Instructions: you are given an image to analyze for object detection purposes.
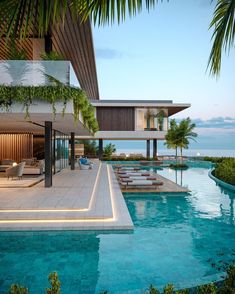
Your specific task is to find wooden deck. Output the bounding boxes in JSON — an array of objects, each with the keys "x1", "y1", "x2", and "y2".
[{"x1": 118, "y1": 173, "x2": 190, "y2": 193}]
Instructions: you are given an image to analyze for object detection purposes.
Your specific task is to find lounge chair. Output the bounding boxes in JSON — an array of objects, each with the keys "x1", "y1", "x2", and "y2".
[
  {"x1": 78, "y1": 158, "x2": 93, "y2": 170},
  {"x1": 120, "y1": 179, "x2": 163, "y2": 189},
  {"x1": 6, "y1": 162, "x2": 26, "y2": 180}
]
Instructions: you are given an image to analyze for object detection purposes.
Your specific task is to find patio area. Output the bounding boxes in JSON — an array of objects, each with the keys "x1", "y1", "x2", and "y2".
[{"x1": 0, "y1": 161, "x2": 133, "y2": 231}]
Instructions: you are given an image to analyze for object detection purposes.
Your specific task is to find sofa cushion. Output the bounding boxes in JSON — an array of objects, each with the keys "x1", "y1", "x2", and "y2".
[{"x1": 0, "y1": 159, "x2": 14, "y2": 165}]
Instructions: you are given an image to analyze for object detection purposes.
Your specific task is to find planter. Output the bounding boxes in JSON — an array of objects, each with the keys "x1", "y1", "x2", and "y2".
[
  {"x1": 208, "y1": 169, "x2": 235, "y2": 192},
  {"x1": 169, "y1": 163, "x2": 189, "y2": 170}
]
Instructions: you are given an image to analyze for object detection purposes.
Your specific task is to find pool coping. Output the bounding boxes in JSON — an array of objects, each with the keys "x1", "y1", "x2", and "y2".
[{"x1": 209, "y1": 169, "x2": 235, "y2": 192}]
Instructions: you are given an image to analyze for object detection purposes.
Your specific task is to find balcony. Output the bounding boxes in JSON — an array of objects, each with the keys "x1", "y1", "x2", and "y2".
[{"x1": 0, "y1": 60, "x2": 79, "y2": 87}]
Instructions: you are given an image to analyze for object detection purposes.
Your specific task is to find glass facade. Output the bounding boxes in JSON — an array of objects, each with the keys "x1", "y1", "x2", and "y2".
[
  {"x1": 54, "y1": 131, "x2": 69, "y2": 173},
  {"x1": 135, "y1": 108, "x2": 168, "y2": 131}
]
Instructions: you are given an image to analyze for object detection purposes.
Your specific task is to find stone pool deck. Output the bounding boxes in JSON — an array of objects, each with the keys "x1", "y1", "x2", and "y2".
[{"x1": 0, "y1": 161, "x2": 133, "y2": 231}]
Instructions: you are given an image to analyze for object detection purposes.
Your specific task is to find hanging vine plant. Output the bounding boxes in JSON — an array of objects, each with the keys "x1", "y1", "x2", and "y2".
[{"x1": 0, "y1": 84, "x2": 99, "y2": 134}]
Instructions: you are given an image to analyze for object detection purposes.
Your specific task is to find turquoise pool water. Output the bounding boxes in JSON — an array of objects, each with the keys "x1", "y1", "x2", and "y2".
[{"x1": 0, "y1": 164, "x2": 235, "y2": 293}]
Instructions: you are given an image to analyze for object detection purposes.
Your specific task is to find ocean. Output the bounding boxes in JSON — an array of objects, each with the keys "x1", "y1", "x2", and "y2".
[{"x1": 116, "y1": 149, "x2": 235, "y2": 157}]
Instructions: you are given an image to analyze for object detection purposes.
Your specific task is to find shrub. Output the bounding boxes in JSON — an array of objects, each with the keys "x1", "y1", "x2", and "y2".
[
  {"x1": 214, "y1": 158, "x2": 235, "y2": 185},
  {"x1": 149, "y1": 284, "x2": 160, "y2": 294},
  {"x1": 6, "y1": 284, "x2": 28, "y2": 294},
  {"x1": 46, "y1": 272, "x2": 61, "y2": 294},
  {"x1": 163, "y1": 284, "x2": 174, "y2": 294},
  {"x1": 197, "y1": 283, "x2": 217, "y2": 294},
  {"x1": 169, "y1": 163, "x2": 188, "y2": 169},
  {"x1": 203, "y1": 157, "x2": 232, "y2": 163}
]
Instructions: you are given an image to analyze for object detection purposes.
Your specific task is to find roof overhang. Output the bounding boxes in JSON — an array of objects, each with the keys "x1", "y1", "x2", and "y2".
[
  {"x1": 91, "y1": 100, "x2": 190, "y2": 117},
  {"x1": 0, "y1": 101, "x2": 90, "y2": 135},
  {"x1": 76, "y1": 130, "x2": 167, "y2": 140}
]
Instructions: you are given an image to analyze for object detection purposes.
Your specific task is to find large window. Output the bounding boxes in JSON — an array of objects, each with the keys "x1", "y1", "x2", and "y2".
[
  {"x1": 54, "y1": 131, "x2": 69, "y2": 173},
  {"x1": 135, "y1": 108, "x2": 168, "y2": 131}
]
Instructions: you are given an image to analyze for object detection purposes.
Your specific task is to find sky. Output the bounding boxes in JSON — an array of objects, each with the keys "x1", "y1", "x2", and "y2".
[{"x1": 92, "y1": 0, "x2": 235, "y2": 153}]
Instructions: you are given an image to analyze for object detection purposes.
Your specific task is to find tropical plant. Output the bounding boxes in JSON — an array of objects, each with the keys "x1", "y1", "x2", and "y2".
[
  {"x1": 6, "y1": 284, "x2": 28, "y2": 294},
  {"x1": 156, "y1": 109, "x2": 165, "y2": 131},
  {"x1": 164, "y1": 119, "x2": 179, "y2": 161},
  {"x1": 214, "y1": 158, "x2": 235, "y2": 185},
  {"x1": 0, "y1": 84, "x2": 99, "y2": 133},
  {"x1": 46, "y1": 272, "x2": 61, "y2": 294},
  {"x1": 76, "y1": 140, "x2": 98, "y2": 157},
  {"x1": 208, "y1": 0, "x2": 235, "y2": 76},
  {"x1": 40, "y1": 51, "x2": 64, "y2": 61},
  {"x1": 177, "y1": 118, "x2": 197, "y2": 161},
  {"x1": 165, "y1": 118, "x2": 197, "y2": 162},
  {"x1": 103, "y1": 143, "x2": 116, "y2": 159},
  {"x1": 149, "y1": 284, "x2": 160, "y2": 294},
  {"x1": 0, "y1": 1, "x2": 234, "y2": 76}
]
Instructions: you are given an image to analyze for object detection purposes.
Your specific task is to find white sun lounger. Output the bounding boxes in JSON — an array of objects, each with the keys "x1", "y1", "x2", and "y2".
[{"x1": 120, "y1": 179, "x2": 163, "y2": 189}]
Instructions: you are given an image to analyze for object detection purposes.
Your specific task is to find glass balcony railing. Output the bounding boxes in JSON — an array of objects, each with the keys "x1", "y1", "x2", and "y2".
[{"x1": 0, "y1": 60, "x2": 80, "y2": 87}]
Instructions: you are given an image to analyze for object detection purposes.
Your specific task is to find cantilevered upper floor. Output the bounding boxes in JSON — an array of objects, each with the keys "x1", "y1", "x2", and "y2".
[{"x1": 77, "y1": 100, "x2": 191, "y2": 140}]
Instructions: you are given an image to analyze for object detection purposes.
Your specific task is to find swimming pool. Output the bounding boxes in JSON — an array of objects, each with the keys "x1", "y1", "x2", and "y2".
[{"x1": 0, "y1": 164, "x2": 234, "y2": 293}]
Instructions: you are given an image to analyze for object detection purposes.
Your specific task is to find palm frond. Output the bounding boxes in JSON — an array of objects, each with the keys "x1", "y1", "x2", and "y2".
[
  {"x1": 79, "y1": 0, "x2": 167, "y2": 26},
  {"x1": 208, "y1": 0, "x2": 235, "y2": 76}
]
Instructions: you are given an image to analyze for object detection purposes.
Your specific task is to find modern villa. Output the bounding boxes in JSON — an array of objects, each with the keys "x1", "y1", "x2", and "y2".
[
  {"x1": 0, "y1": 8, "x2": 190, "y2": 186},
  {"x1": 0, "y1": 4, "x2": 234, "y2": 294}
]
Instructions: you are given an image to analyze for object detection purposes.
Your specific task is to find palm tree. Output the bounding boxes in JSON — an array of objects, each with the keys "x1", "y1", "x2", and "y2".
[
  {"x1": 177, "y1": 118, "x2": 197, "y2": 162},
  {"x1": 165, "y1": 118, "x2": 197, "y2": 162},
  {"x1": 0, "y1": 0, "x2": 233, "y2": 76},
  {"x1": 164, "y1": 119, "x2": 179, "y2": 162}
]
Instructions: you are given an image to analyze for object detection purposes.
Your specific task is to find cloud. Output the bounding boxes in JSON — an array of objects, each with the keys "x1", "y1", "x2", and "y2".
[
  {"x1": 176, "y1": 117, "x2": 235, "y2": 129},
  {"x1": 95, "y1": 48, "x2": 123, "y2": 59}
]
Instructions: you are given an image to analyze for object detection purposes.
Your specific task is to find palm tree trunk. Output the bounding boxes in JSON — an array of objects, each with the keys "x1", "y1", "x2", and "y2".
[
  {"x1": 175, "y1": 147, "x2": 178, "y2": 163},
  {"x1": 180, "y1": 147, "x2": 183, "y2": 163}
]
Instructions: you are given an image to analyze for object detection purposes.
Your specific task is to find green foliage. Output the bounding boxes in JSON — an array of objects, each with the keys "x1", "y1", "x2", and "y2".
[
  {"x1": 169, "y1": 163, "x2": 188, "y2": 169},
  {"x1": 0, "y1": 84, "x2": 99, "y2": 134},
  {"x1": 46, "y1": 272, "x2": 61, "y2": 294},
  {"x1": 214, "y1": 158, "x2": 235, "y2": 185},
  {"x1": 208, "y1": 0, "x2": 235, "y2": 76},
  {"x1": 165, "y1": 118, "x2": 197, "y2": 161},
  {"x1": 197, "y1": 283, "x2": 217, "y2": 294},
  {"x1": 6, "y1": 42, "x2": 27, "y2": 60},
  {"x1": 149, "y1": 284, "x2": 160, "y2": 294},
  {"x1": 203, "y1": 157, "x2": 230, "y2": 163},
  {"x1": 5, "y1": 266, "x2": 235, "y2": 293},
  {"x1": 175, "y1": 289, "x2": 189, "y2": 294},
  {"x1": 40, "y1": 51, "x2": 64, "y2": 60},
  {"x1": 77, "y1": 140, "x2": 98, "y2": 157},
  {"x1": 163, "y1": 284, "x2": 174, "y2": 294},
  {"x1": 157, "y1": 109, "x2": 165, "y2": 131},
  {"x1": 103, "y1": 143, "x2": 116, "y2": 160},
  {"x1": 6, "y1": 284, "x2": 28, "y2": 294}
]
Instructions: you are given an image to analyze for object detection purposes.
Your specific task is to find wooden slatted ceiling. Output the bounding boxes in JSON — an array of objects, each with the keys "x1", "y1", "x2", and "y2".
[
  {"x1": 0, "y1": 9, "x2": 99, "y2": 100},
  {"x1": 52, "y1": 10, "x2": 99, "y2": 100}
]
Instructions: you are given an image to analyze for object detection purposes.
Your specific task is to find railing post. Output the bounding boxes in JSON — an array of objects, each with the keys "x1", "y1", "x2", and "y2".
[{"x1": 45, "y1": 121, "x2": 52, "y2": 187}]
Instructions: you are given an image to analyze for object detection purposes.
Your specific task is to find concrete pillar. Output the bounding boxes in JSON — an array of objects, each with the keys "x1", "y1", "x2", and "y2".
[
  {"x1": 99, "y1": 139, "x2": 103, "y2": 160},
  {"x1": 153, "y1": 139, "x2": 157, "y2": 159},
  {"x1": 45, "y1": 121, "x2": 52, "y2": 187},
  {"x1": 71, "y1": 132, "x2": 75, "y2": 170},
  {"x1": 146, "y1": 140, "x2": 150, "y2": 159}
]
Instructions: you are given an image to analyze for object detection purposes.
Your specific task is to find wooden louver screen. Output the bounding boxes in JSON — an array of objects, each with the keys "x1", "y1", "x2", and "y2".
[{"x1": 0, "y1": 134, "x2": 33, "y2": 162}]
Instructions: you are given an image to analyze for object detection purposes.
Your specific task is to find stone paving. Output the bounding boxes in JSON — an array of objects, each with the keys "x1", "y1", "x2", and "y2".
[{"x1": 0, "y1": 161, "x2": 133, "y2": 231}]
